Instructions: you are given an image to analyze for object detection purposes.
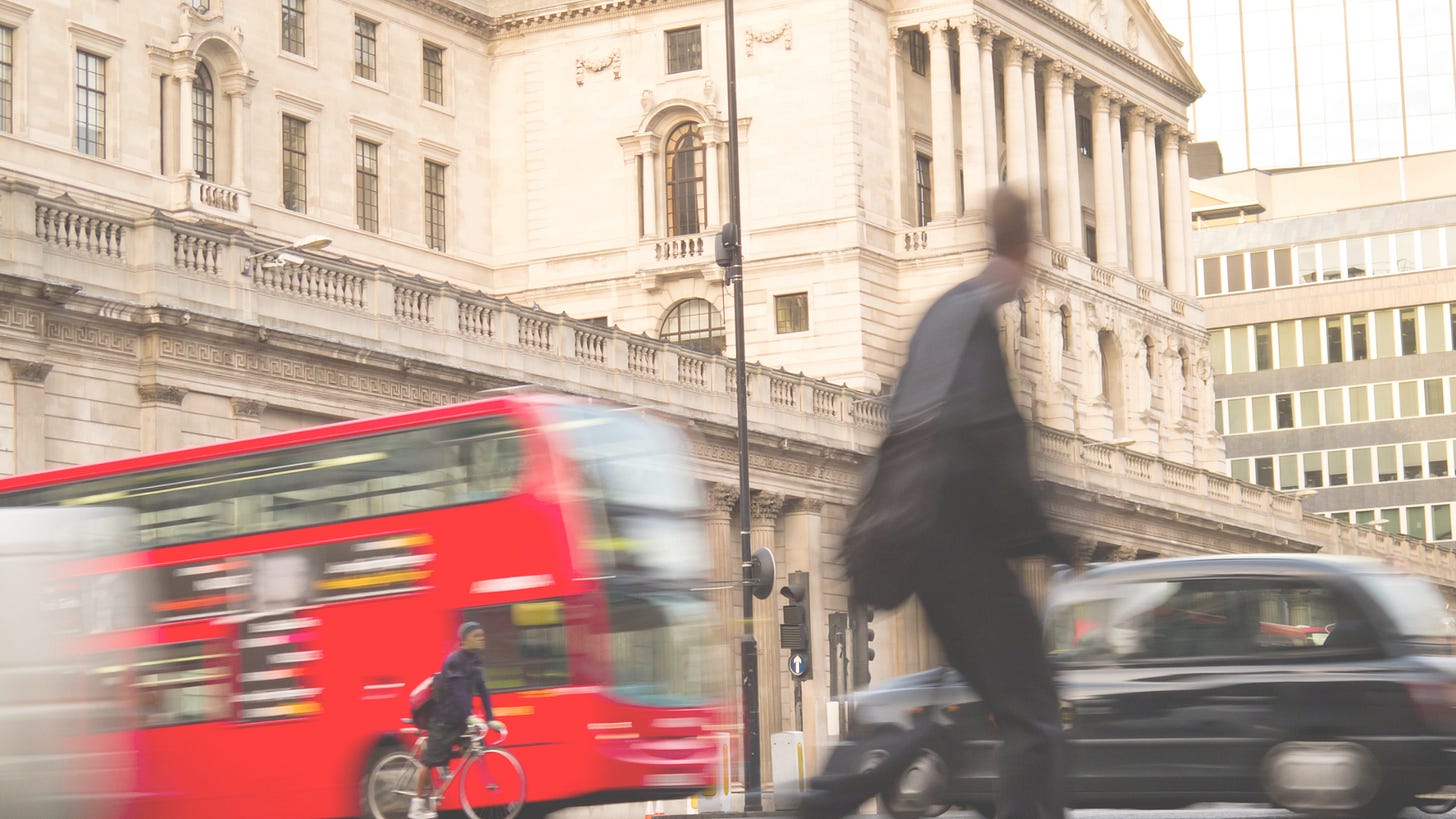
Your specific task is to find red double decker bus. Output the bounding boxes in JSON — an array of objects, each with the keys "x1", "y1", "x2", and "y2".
[{"x1": 0, "y1": 392, "x2": 729, "y2": 819}]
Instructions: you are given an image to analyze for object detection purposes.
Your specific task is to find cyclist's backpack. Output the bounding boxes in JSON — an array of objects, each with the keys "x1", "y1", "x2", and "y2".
[{"x1": 409, "y1": 672, "x2": 441, "y2": 725}]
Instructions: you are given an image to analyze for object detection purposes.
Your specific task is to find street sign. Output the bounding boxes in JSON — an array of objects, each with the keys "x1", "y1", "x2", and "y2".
[{"x1": 788, "y1": 651, "x2": 808, "y2": 679}]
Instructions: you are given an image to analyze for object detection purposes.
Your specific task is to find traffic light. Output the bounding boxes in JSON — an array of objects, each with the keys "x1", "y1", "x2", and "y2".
[
  {"x1": 780, "y1": 571, "x2": 812, "y2": 679},
  {"x1": 850, "y1": 602, "x2": 875, "y2": 688}
]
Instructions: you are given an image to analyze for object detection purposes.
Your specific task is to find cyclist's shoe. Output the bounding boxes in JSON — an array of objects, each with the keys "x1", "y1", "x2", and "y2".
[{"x1": 408, "y1": 796, "x2": 438, "y2": 819}]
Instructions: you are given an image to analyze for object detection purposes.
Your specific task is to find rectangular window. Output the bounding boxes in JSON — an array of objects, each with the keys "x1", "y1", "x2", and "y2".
[
  {"x1": 1321, "y1": 241, "x2": 1342, "y2": 280},
  {"x1": 1400, "y1": 308, "x2": 1418, "y2": 355},
  {"x1": 1395, "y1": 232, "x2": 1416, "y2": 272},
  {"x1": 1227, "y1": 397, "x2": 1248, "y2": 434},
  {"x1": 1214, "y1": 400, "x2": 1225, "y2": 434},
  {"x1": 1298, "y1": 391, "x2": 1320, "y2": 427},
  {"x1": 1433, "y1": 505, "x2": 1453, "y2": 542},
  {"x1": 666, "y1": 26, "x2": 702, "y2": 74},
  {"x1": 1377, "y1": 445, "x2": 1398, "y2": 482},
  {"x1": 1255, "y1": 324, "x2": 1273, "y2": 370},
  {"x1": 75, "y1": 50, "x2": 106, "y2": 157},
  {"x1": 1349, "y1": 385, "x2": 1369, "y2": 422},
  {"x1": 1451, "y1": 305, "x2": 1456, "y2": 351},
  {"x1": 422, "y1": 44, "x2": 444, "y2": 105},
  {"x1": 1251, "y1": 395, "x2": 1273, "y2": 432},
  {"x1": 1324, "y1": 388, "x2": 1345, "y2": 424},
  {"x1": 1229, "y1": 458, "x2": 1250, "y2": 482},
  {"x1": 1373, "y1": 309, "x2": 1394, "y2": 358},
  {"x1": 354, "y1": 16, "x2": 378, "y2": 81},
  {"x1": 1403, "y1": 443, "x2": 1424, "y2": 480},
  {"x1": 1429, "y1": 441, "x2": 1450, "y2": 478},
  {"x1": 1277, "y1": 321, "x2": 1298, "y2": 369},
  {"x1": 1249, "y1": 250, "x2": 1270, "y2": 290},
  {"x1": 906, "y1": 29, "x2": 929, "y2": 76},
  {"x1": 355, "y1": 138, "x2": 379, "y2": 233},
  {"x1": 1210, "y1": 328, "x2": 1227, "y2": 373},
  {"x1": 1419, "y1": 229, "x2": 1441, "y2": 269},
  {"x1": 467, "y1": 601, "x2": 569, "y2": 693},
  {"x1": 1254, "y1": 457, "x2": 1275, "y2": 488},
  {"x1": 1373, "y1": 383, "x2": 1395, "y2": 420},
  {"x1": 1303, "y1": 452, "x2": 1323, "y2": 488},
  {"x1": 1230, "y1": 326, "x2": 1251, "y2": 373},
  {"x1": 1353, "y1": 448, "x2": 1373, "y2": 484},
  {"x1": 424, "y1": 160, "x2": 446, "y2": 251},
  {"x1": 1355, "y1": 509, "x2": 1376, "y2": 526},
  {"x1": 1273, "y1": 247, "x2": 1293, "y2": 287},
  {"x1": 1349, "y1": 313, "x2": 1368, "y2": 360},
  {"x1": 1201, "y1": 257, "x2": 1222, "y2": 295},
  {"x1": 1398, "y1": 380, "x2": 1420, "y2": 419},
  {"x1": 775, "y1": 292, "x2": 809, "y2": 334},
  {"x1": 1226, "y1": 253, "x2": 1246, "y2": 292},
  {"x1": 1278, "y1": 454, "x2": 1299, "y2": 491},
  {"x1": 1301, "y1": 319, "x2": 1322, "y2": 365},
  {"x1": 1275, "y1": 393, "x2": 1294, "y2": 429},
  {"x1": 1426, "y1": 378, "x2": 1446, "y2": 415},
  {"x1": 0, "y1": 26, "x2": 13, "y2": 133},
  {"x1": 1344, "y1": 237, "x2": 1365, "y2": 277},
  {"x1": 1327, "y1": 450, "x2": 1348, "y2": 486},
  {"x1": 281, "y1": 115, "x2": 307, "y2": 213},
  {"x1": 915, "y1": 152, "x2": 933, "y2": 227},
  {"x1": 1406, "y1": 507, "x2": 1427, "y2": 541},
  {"x1": 1422, "y1": 304, "x2": 1445, "y2": 354},
  {"x1": 1298, "y1": 245, "x2": 1318, "y2": 283},
  {"x1": 1329, "y1": 512, "x2": 1351, "y2": 524},
  {"x1": 1369, "y1": 234, "x2": 1391, "y2": 275},
  {"x1": 1380, "y1": 509, "x2": 1400, "y2": 533},
  {"x1": 281, "y1": 0, "x2": 306, "y2": 57},
  {"x1": 1077, "y1": 114, "x2": 1093, "y2": 157},
  {"x1": 1325, "y1": 316, "x2": 1344, "y2": 363}
]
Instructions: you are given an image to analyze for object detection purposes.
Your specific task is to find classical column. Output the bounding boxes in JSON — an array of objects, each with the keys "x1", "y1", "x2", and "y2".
[
  {"x1": 1180, "y1": 136, "x2": 1195, "y2": 295},
  {"x1": 1127, "y1": 109, "x2": 1153, "y2": 282},
  {"x1": 956, "y1": 21, "x2": 986, "y2": 215},
  {"x1": 924, "y1": 22, "x2": 958, "y2": 220},
  {"x1": 1146, "y1": 119, "x2": 1164, "y2": 286},
  {"x1": 781, "y1": 498, "x2": 827, "y2": 772},
  {"x1": 640, "y1": 140, "x2": 658, "y2": 238},
  {"x1": 889, "y1": 30, "x2": 906, "y2": 224},
  {"x1": 978, "y1": 30, "x2": 998, "y2": 193},
  {"x1": 749, "y1": 492, "x2": 784, "y2": 765},
  {"x1": 1042, "y1": 64, "x2": 1069, "y2": 246},
  {"x1": 705, "y1": 139, "x2": 721, "y2": 227},
  {"x1": 5, "y1": 360, "x2": 51, "y2": 475},
  {"x1": 228, "y1": 91, "x2": 246, "y2": 189},
  {"x1": 1161, "y1": 126, "x2": 1187, "y2": 293},
  {"x1": 1063, "y1": 71, "x2": 1084, "y2": 252},
  {"x1": 705, "y1": 484, "x2": 744, "y2": 769},
  {"x1": 1109, "y1": 99, "x2": 1129, "y2": 269},
  {"x1": 1001, "y1": 41, "x2": 1027, "y2": 201},
  {"x1": 138, "y1": 383, "x2": 188, "y2": 454},
  {"x1": 1091, "y1": 90, "x2": 1115, "y2": 265},
  {"x1": 177, "y1": 67, "x2": 195, "y2": 177},
  {"x1": 1021, "y1": 51, "x2": 1042, "y2": 234}
]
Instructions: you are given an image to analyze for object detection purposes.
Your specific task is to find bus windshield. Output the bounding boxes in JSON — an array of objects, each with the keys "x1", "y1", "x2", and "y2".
[{"x1": 607, "y1": 591, "x2": 727, "y2": 707}]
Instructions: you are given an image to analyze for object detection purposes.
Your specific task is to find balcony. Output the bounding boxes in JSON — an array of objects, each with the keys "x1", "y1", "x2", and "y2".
[
  {"x1": 636, "y1": 231, "x2": 716, "y2": 290},
  {"x1": 177, "y1": 175, "x2": 251, "y2": 224}
]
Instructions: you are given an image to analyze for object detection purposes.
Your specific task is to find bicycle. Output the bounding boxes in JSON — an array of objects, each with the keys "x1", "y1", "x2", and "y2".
[{"x1": 366, "y1": 717, "x2": 526, "y2": 819}]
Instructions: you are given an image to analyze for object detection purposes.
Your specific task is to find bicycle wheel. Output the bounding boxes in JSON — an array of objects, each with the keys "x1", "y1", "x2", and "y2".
[
  {"x1": 458, "y1": 748, "x2": 526, "y2": 819},
  {"x1": 366, "y1": 751, "x2": 425, "y2": 819}
]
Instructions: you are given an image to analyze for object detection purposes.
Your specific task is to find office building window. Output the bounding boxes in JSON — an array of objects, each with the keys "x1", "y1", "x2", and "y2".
[
  {"x1": 1349, "y1": 313, "x2": 1368, "y2": 360},
  {"x1": 424, "y1": 160, "x2": 446, "y2": 251},
  {"x1": 281, "y1": 0, "x2": 306, "y2": 57},
  {"x1": 664, "y1": 122, "x2": 705, "y2": 236},
  {"x1": 666, "y1": 26, "x2": 702, "y2": 74},
  {"x1": 75, "y1": 50, "x2": 106, "y2": 157},
  {"x1": 1400, "y1": 308, "x2": 1418, "y2": 355},
  {"x1": 1, "y1": 26, "x2": 13, "y2": 133},
  {"x1": 1327, "y1": 450, "x2": 1348, "y2": 486},
  {"x1": 281, "y1": 115, "x2": 307, "y2": 212},
  {"x1": 354, "y1": 17, "x2": 378, "y2": 81},
  {"x1": 915, "y1": 153, "x2": 932, "y2": 227},
  {"x1": 906, "y1": 29, "x2": 929, "y2": 76},
  {"x1": 1275, "y1": 393, "x2": 1294, "y2": 429},
  {"x1": 1325, "y1": 316, "x2": 1343, "y2": 363},
  {"x1": 191, "y1": 63, "x2": 215, "y2": 181},
  {"x1": 775, "y1": 293, "x2": 809, "y2": 334},
  {"x1": 355, "y1": 139, "x2": 379, "y2": 232},
  {"x1": 423, "y1": 44, "x2": 444, "y2": 105}
]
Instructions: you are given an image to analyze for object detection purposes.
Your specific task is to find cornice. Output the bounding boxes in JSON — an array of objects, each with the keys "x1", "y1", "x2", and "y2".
[
  {"x1": 1015, "y1": 0, "x2": 1202, "y2": 103},
  {"x1": 399, "y1": 0, "x2": 493, "y2": 33},
  {"x1": 492, "y1": 0, "x2": 703, "y2": 34}
]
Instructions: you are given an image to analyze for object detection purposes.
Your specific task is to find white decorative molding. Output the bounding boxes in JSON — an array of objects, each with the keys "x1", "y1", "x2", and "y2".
[
  {"x1": 745, "y1": 22, "x2": 792, "y2": 57},
  {"x1": 575, "y1": 48, "x2": 620, "y2": 86},
  {"x1": 275, "y1": 89, "x2": 323, "y2": 114}
]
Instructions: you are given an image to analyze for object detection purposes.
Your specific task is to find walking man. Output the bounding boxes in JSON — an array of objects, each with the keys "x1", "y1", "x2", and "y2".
[{"x1": 894, "y1": 189, "x2": 1070, "y2": 819}]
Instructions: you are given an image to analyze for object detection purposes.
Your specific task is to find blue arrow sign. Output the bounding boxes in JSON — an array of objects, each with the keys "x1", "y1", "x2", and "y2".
[{"x1": 789, "y1": 652, "x2": 807, "y2": 678}]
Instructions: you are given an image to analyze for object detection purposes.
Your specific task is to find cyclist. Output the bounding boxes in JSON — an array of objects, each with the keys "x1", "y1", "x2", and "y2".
[{"x1": 411, "y1": 621, "x2": 505, "y2": 819}]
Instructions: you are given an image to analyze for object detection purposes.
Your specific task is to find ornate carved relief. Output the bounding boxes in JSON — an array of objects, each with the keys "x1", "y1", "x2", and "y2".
[
  {"x1": 745, "y1": 22, "x2": 792, "y2": 56},
  {"x1": 784, "y1": 497, "x2": 825, "y2": 515},
  {"x1": 575, "y1": 49, "x2": 621, "y2": 85},
  {"x1": 45, "y1": 321, "x2": 138, "y2": 354},
  {"x1": 0, "y1": 305, "x2": 41, "y2": 334},
  {"x1": 7, "y1": 360, "x2": 53, "y2": 384},
  {"x1": 750, "y1": 490, "x2": 784, "y2": 522},
  {"x1": 1123, "y1": 15, "x2": 1140, "y2": 53},
  {"x1": 230, "y1": 397, "x2": 266, "y2": 419},
  {"x1": 709, "y1": 483, "x2": 739, "y2": 513},
  {"x1": 139, "y1": 384, "x2": 189, "y2": 405}
]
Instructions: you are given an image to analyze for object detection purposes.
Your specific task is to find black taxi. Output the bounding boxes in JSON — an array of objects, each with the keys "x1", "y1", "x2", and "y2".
[{"x1": 847, "y1": 554, "x2": 1456, "y2": 818}]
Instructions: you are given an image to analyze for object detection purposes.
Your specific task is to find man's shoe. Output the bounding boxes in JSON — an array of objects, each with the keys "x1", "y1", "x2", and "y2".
[{"x1": 408, "y1": 797, "x2": 438, "y2": 819}]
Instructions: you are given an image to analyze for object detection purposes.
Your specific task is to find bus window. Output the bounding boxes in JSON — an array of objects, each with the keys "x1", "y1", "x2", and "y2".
[
  {"x1": 131, "y1": 642, "x2": 231, "y2": 728},
  {"x1": 467, "y1": 600, "x2": 570, "y2": 693}
]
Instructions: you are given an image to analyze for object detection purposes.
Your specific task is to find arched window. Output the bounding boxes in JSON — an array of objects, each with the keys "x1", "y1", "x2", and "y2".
[
  {"x1": 1098, "y1": 330, "x2": 1126, "y2": 437},
  {"x1": 1144, "y1": 335, "x2": 1156, "y2": 378},
  {"x1": 659, "y1": 298, "x2": 724, "y2": 354},
  {"x1": 191, "y1": 62, "x2": 216, "y2": 181},
  {"x1": 664, "y1": 123, "x2": 706, "y2": 236},
  {"x1": 1059, "y1": 305, "x2": 1072, "y2": 352}
]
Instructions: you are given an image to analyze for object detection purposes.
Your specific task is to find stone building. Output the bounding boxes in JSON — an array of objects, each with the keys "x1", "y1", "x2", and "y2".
[{"x1": 2, "y1": 0, "x2": 1450, "y2": 797}]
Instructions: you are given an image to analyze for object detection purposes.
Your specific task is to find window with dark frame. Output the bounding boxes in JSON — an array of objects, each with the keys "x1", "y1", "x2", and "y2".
[
  {"x1": 948, "y1": 34, "x2": 960, "y2": 93},
  {"x1": 75, "y1": 50, "x2": 106, "y2": 157},
  {"x1": 422, "y1": 43, "x2": 444, "y2": 105},
  {"x1": 1077, "y1": 113, "x2": 1092, "y2": 157},
  {"x1": 658, "y1": 298, "x2": 725, "y2": 355},
  {"x1": 354, "y1": 16, "x2": 377, "y2": 81},
  {"x1": 281, "y1": 115, "x2": 307, "y2": 212},
  {"x1": 906, "y1": 29, "x2": 929, "y2": 76},
  {"x1": 424, "y1": 160, "x2": 446, "y2": 251},
  {"x1": 915, "y1": 153, "x2": 933, "y2": 227},
  {"x1": 664, "y1": 122, "x2": 706, "y2": 236},
  {"x1": 775, "y1": 292, "x2": 808, "y2": 334},
  {"x1": 355, "y1": 138, "x2": 379, "y2": 232},
  {"x1": 1400, "y1": 308, "x2": 1418, "y2": 355},
  {"x1": 281, "y1": 0, "x2": 306, "y2": 57},
  {"x1": 191, "y1": 63, "x2": 216, "y2": 181},
  {"x1": 0, "y1": 26, "x2": 13, "y2": 133},
  {"x1": 666, "y1": 26, "x2": 702, "y2": 74}
]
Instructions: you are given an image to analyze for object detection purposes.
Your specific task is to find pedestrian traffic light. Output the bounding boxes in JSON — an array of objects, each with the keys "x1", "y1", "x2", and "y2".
[
  {"x1": 780, "y1": 571, "x2": 812, "y2": 679},
  {"x1": 851, "y1": 602, "x2": 875, "y2": 688}
]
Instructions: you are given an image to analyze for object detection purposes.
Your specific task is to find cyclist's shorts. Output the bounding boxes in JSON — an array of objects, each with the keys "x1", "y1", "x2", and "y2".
[{"x1": 421, "y1": 717, "x2": 467, "y2": 768}]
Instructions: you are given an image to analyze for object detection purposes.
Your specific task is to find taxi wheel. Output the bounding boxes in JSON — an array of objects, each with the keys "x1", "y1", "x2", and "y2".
[{"x1": 879, "y1": 748, "x2": 950, "y2": 819}]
